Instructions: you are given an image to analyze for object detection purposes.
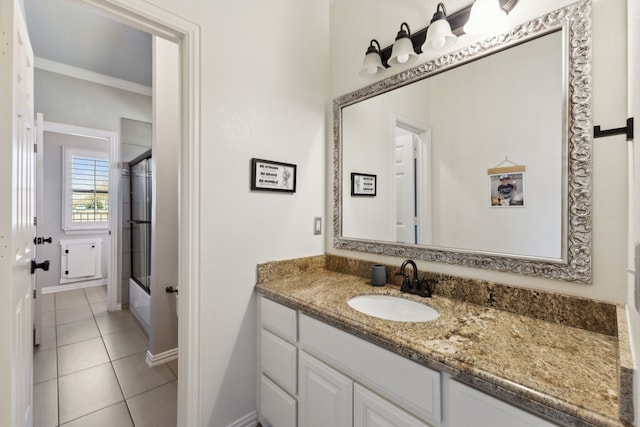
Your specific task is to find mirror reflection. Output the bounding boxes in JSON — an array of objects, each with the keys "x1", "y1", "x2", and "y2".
[
  {"x1": 342, "y1": 31, "x2": 564, "y2": 259},
  {"x1": 333, "y1": 0, "x2": 593, "y2": 283}
]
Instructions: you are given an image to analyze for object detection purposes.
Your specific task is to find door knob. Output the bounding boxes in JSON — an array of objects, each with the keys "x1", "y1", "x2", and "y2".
[
  {"x1": 33, "y1": 236, "x2": 52, "y2": 245},
  {"x1": 165, "y1": 286, "x2": 179, "y2": 294},
  {"x1": 31, "y1": 259, "x2": 50, "y2": 274}
]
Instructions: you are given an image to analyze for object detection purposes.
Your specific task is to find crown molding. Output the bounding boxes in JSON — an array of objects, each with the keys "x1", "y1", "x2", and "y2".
[{"x1": 34, "y1": 57, "x2": 152, "y2": 96}]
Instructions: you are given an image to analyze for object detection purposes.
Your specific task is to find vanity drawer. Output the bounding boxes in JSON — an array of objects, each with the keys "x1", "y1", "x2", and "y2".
[
  {"x1": 261, "y1": 296, "x2": 297, "y2": 342},
  {"x1": 299, "y1": 314, "x2": 441, "y2": 424},
  {"x1": 260, "y1": 374, "x2": 297, "y2": 427},
  {"x1": 261, "y1": 329, "x2": 297, "y2": 395}
]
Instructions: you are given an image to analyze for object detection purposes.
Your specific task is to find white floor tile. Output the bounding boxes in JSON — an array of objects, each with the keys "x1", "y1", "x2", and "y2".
[
  {"x1": 34, "y1": 378, "x2": 58, "y2": 427},
  {"x1": 58, "y1": 363, "x2": 124, "y2": 424},
  {"x1": 102, "y1": 327, "x2": 148, "y2": 361},
  {"x1": 55, "y1": 289, "x2": 89, "y2": 310},
  {"x1": 84, "y1": 285, "x2": 108, "y2": 304},
  {"x1": 127, "y1": 381, "x2": 178, "y2": 427},
  {"x1": 58, "y1": 337, "x2": 110, "y2": 376},
  {"x1": 113, "y1": 352, "x2": 176, "y2": 398},
  {"x1": 41, "y1": 311, "x2": 56, "y2": 329},
  {"x1": 33, "y1": 348, "x2": 57, "y2": 384},
  {"x1": 90, "y1": 300, "x2": 108, "y2": 317},
  {"x1": 60, "y1": 402, "x2": 133, "y2": 427},
  {"x1": 56, "y1": 305, "x2": 93, "y2": 326},
  {"x1": 95, "y1": 309, "x2": 138, "y2": 336},
  {"x1": 57, "y1": 318, "x2": 100, "y2": 346},
  {"x1": 167, "y1": 358, "x2": 179, "y2": 378},
  {"x1": 41, "y1": 293, "x2": 55, "y2": 312},
  {"x1": 37, "y1": 326, "x2": 57, "y2": 351}
]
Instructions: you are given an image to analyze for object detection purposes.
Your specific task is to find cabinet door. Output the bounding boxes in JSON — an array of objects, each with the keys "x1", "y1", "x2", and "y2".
[
  {"x1": 354, "y1": 384, "x2": 432, "y2": 427},
  {"x1": 450, "y1": 381, "x2": 558, "y2": 427},
  {"x1": 299, "y1": 351, "x2": 353, "y2": 427},
  {"x1": 260, "y1": 375, "x2": 297, "y2": 427}
]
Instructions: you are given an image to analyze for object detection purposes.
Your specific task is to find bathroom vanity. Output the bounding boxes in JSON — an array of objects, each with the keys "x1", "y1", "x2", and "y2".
[{"x1": 255, "y1": 258, "x2": 632, "y2": 427}]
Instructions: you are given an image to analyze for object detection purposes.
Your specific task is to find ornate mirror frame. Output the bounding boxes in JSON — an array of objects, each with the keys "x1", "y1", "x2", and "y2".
[{"x1": 333, "y1": 0, "x2": 592, "y2": 283}]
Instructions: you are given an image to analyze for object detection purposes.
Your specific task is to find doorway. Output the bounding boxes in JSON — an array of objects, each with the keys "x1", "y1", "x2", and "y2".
[
  {"x1": 27, "y1": 1, "x2": 201, "y2": 425},
  {"x1": 394, "y1": 118, "x2": 433, "y2": 246},
  {"x1": 34, "y1": 119, "x2": 120, "y2": 345}
]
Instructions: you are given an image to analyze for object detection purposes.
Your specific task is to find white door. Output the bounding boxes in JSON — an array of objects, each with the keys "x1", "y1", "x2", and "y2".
[
  {"x1": 0, "y1": 1, "x2": 36, "y2": 425},
  {"x1": 34, "y1": 113, "x2": 44, "y2": 346},
  {"x1": 395, "y1": 133, "x2": 416, "y2": 244}
]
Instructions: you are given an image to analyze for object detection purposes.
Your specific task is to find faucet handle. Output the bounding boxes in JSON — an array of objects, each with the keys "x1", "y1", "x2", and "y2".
[{"x1": 418, "y1": 277, "x2": 432, "y2": 297}]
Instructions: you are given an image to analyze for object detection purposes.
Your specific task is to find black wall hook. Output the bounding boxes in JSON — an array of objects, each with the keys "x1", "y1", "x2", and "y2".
[{"x1": 593, "y1": 117, "x2": 634, "y2": 140}]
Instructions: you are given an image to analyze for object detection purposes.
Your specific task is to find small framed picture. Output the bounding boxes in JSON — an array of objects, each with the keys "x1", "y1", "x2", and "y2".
[
  {"x1": 490, "y1": 172, "x2": 525, "y2": 207},
  {"x1": 250, "y1": 158, "x2": 296, "y2": 193},
  {"x1": 351, "y1": 173, "x2": 377, "y2": 196}
]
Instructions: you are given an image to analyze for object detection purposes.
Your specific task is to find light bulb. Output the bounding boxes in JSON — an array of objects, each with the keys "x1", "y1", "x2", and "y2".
[
  {"x1": 432, "y1": 36, "x2": 446, "y2": 50},
  {"x1": 366, "y1": 66, "x2": 377, "y2": 75},
  {"x1": 397, "y1": 54, "x2": 409, "y2": 64}
]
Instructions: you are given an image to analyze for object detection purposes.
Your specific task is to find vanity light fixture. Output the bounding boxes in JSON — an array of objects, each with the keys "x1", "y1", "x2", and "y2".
[
  {"x1": 464, "y1": 0, "x2": 517, "y2": 35},
  {"x1": 388, "y1": 23, "x2": 418, "y2": 67},
  {"x1": 358, "y1": 0, "x2": 519, "y2": 78},
  {"x1": 423, "y1": 3, "x2": 457, "y2": 51},
  {"x1": 359, "y1": 39, "x2": 387, "y2": 78}
]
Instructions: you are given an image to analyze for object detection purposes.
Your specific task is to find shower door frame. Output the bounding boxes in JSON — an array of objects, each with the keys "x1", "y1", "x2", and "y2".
[{"x1": 128, "y1": 150, "x2": 152, "y2": 295}]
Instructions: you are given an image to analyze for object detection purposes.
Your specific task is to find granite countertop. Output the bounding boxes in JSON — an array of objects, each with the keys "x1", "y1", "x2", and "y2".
[{"x1": 255, "y1": 269, "x2": 631, "y2": 427}]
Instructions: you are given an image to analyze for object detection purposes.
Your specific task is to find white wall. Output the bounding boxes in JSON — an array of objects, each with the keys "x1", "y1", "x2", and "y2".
[
  {"x1": 133, "y1": 0, "x2": 328, "y2": 424},
  {"x1": 35, "y1": 69, "x2": 151, "y2": 131},
  {"x1": 149, "y1": 36, "x2": 179, "y2": 356},
  {"x1": 329, "y1": 0, "x2": 628, "y2": 304}
]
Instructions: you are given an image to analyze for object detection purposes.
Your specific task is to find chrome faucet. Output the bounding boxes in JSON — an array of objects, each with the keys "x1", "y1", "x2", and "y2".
[{"x1": 396, "y1": 259, "x2": 431, "y2": 298}]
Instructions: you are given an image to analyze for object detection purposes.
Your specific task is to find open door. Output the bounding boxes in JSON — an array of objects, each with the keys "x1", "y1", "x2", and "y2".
[{"x1": 0, "y1": 1, "x2": 37, "y2": 425}]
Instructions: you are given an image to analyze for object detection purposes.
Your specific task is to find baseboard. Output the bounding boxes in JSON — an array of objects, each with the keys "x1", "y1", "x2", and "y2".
[
  {"x1": 42, "y1": 279, "x2": 107, "y2": 294},
  {"x1": 145, "y1": 347, "x2": 179, "y2": 367},
  {"x1": 226, "y1": 411, "x2": 258, "y2": 427}
]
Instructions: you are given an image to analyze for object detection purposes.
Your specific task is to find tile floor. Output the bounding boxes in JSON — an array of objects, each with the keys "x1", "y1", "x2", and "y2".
[{"x1": 33, "y1": 286, "x2": 178, "y2": 427}]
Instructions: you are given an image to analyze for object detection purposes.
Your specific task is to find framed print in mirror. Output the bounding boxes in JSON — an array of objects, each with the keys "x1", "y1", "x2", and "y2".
[
  {"x1": 250, "y1": 158, "x2": 296, "y2": 193},
  {"x1": 490, "y1": 172, "x2": 525, "y2": 207},
  {"x1": 351, "y1": 173, "x2": 377, "y2": 196}
]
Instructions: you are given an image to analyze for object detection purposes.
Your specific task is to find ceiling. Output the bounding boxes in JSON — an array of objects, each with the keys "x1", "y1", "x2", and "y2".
[{"x1": 23, "y1": 0, "x2": 152, "y2": 87}]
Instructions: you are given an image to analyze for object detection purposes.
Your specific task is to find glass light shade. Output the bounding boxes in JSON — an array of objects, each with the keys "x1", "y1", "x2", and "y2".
[
  {"x1": 359, "y1": 51, "x2": 385, "y2": 78},
  {"x1": 464, "y1": 0, "x2": 508, "y2": 34},
  {"x1": 388, "y1": 37, "x2": 418, "y2": 67},
  {"x1": 423, "y1": 18, "x2": 457, "y2": 51}
]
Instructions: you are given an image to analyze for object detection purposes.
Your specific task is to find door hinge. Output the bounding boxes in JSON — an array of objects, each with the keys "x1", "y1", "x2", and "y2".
[
  {"x1": 33, "y1": 143, "x2": 37, "y2": 153},
  {"x1": 33, "y1": 216, "x2": 37, "y2": 226},
  {"x1": 33, "y1": 289, "x2": 36, "y2": 299}
]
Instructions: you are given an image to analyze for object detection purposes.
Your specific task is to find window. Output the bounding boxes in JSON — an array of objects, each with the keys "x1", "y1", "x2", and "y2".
[{"x1": 63, "y1": 146, "x2": 109, "y2": 232}]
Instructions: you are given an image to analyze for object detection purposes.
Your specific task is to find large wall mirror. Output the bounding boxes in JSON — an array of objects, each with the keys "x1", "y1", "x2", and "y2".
[{"x1": 333, "y1": 0, "x2": 592, "y2": 283}]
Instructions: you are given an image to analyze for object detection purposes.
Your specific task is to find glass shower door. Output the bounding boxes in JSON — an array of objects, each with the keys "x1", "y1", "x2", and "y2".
[{"x1": 130, "y1": 154, "x2": 152, "y2": 293}]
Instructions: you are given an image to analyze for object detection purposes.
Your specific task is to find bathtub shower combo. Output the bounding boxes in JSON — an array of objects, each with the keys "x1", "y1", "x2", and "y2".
[{"x1": 128, "y1": 150, "x2": 152, "y2": 333}]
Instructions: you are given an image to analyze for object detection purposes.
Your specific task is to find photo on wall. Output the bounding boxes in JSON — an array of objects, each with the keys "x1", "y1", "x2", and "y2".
[{"x1": 490, "y1": 172, "x2": 525, "y2": 207}]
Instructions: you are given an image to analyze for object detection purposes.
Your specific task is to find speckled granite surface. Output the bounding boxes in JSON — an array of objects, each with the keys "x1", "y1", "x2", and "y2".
[{"x1": 256, "y1": 256, "x2": 633, "y2": 427}]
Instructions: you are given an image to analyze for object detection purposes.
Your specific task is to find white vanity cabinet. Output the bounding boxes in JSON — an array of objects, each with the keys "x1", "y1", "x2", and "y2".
[
  {"x1": 258, "y1": 296, "x2": 560, "y2": 427},
  {"x1": 259, "y1": 297, "x2": 298, "y2": 427}
]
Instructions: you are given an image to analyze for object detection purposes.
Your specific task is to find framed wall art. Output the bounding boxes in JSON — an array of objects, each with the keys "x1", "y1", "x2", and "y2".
[
  {"x1": 351, "y1": 172, "x2": 376, "y2": 196},
  {"x1": 250, "y1": 158, "x2": 296, "y2": 193}
]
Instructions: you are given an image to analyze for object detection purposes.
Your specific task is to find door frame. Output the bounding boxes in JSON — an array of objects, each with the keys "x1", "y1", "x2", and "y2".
[
  {"x1": 70, "y1": 1, "x2": 202, "y2": 425},
  {"x1": 39, "y1": 121, "x2": 119, "y2": 311},
  {"x1": 392, "y1": 114, "x2": 433, "y2": 246}
]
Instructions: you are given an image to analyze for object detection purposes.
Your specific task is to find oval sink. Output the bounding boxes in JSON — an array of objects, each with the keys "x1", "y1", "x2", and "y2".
[{"x1": 347, "y1": 295, "x2": 439, "y2": 322}]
